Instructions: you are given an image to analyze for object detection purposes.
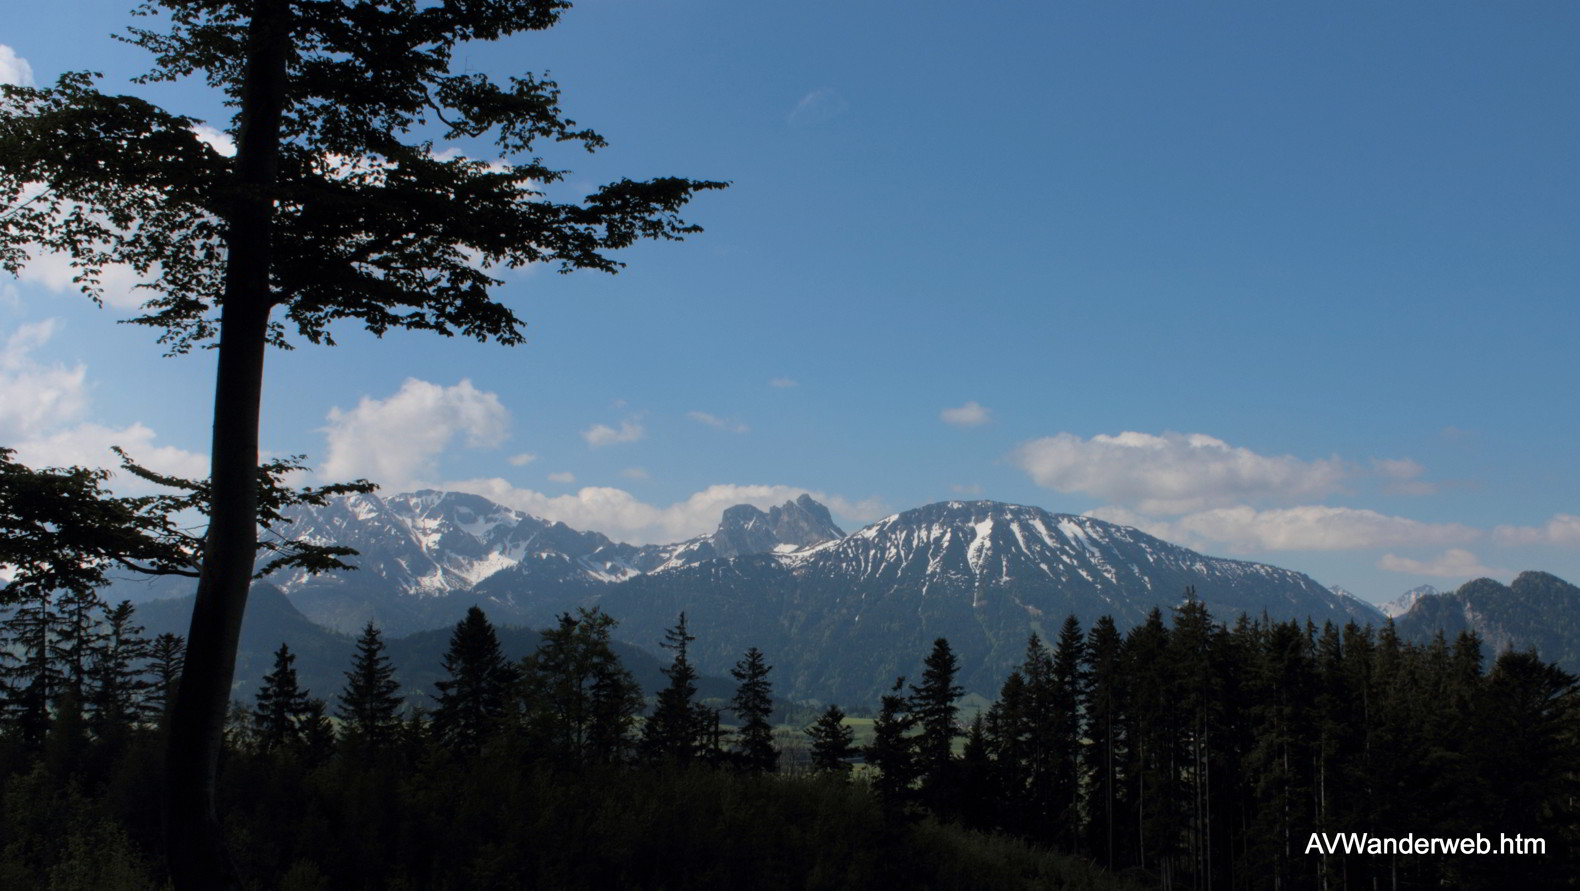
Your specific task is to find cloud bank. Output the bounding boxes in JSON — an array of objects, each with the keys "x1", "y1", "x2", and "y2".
[
  {"x1": 1014, "y1": 431, "x2": 1348, "y2": 514},
  {"x1": 1379, "y1": 549, "x2": 1505, "y2": 580},
  {"x1": 1494, "y1": 515, "x2": 1580, "y2": 548},
  {"x1": 1, "y1": 319, "x2": 205, "y2": 483},
  {"x1": 443, "y1": 478, "x2": 885, "y2": 545},
  {"x1": 1088, "y1": 504, "x2": 1477, "y2": 554},
  {"x1": 322, "y1": 378, "x2": 508, "y2": 488}
]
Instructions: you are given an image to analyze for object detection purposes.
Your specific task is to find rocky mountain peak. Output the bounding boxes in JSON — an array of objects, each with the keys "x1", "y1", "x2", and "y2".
[
  {"x1": 706, "y1": 496, "x2": 844, "y2": 559},
  {"x1": 766, "y1": 494, "x2": 844, "y2": 548}
]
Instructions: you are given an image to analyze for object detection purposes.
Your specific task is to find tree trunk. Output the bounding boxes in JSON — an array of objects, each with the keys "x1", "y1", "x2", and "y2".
[{"x1": 163, "y1": 0, "x2": 289, "y2": 886}]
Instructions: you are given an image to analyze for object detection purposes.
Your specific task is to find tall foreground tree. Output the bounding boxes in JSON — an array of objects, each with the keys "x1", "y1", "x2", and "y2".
[
  {"x1": 336, "y1": 621, "x2": 403, "y2": 750},
  {"x1": 432, "y1": 606, "x2": 515, "y2": 755},
  {"x1": 0, "y1": 2, "x2": 721, "y2": 885},
  {"x1": 730, "y1": 647, "x2": 777, "y2": 772},
  {"x1": 517, "y1": 607, "x2": 642, "y2": 765},
  {"x1": 643, "y1": 613, "x2": 707, "y2": 764}
]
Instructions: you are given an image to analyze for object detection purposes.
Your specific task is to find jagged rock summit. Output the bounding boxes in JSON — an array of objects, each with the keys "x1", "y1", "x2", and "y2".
[
  {"x1": 261, "y1": 490, "x2": 847, "y2": 633},
  {"x1": 661, "y1": 494, "x2": 844, "y2": 565}
]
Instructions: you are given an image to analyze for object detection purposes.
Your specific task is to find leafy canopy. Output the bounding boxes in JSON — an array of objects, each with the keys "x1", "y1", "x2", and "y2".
[{"x1": 0, "y1": 0, "x2": 725, "y2": 353}]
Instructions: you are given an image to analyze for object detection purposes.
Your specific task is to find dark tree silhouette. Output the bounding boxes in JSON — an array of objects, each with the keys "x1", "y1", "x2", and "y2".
[
  {"x1": 517, "y1": 608, "x2": 642, "y2": 765},
  {"x1": 336, "y1": 622, "x2": 403, "y2": 750},
  {"x1": 432, "y1": 607, "x2": 515, "y2": 756},
  {"x1": 804, "y1": 704, "x2": 857, "y2": 775},
  {"x1": 86, "y1": 600, "x2": 153, "y2": 739},
  {"x1": 144, "y1": 632, "x2": 186, "y2": 726},
  {"x1": 909, "y1": 637, "x2": 963, "y2": 811},
  {"x1": 642, "y1": 613, "x2": 708, "y2": 764},
  {"x1": 867, "y1": 677, "x2": 919, "y2": 814},
  {"x1": 729, "y1": 647, "x2": 777, "y2": 773},
  {"x1": 252, "y1": 643, "x2": 312, "y2": 754}
]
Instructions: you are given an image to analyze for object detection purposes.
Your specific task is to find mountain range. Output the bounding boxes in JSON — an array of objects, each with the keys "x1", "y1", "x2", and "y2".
[
  {"x1": 113, "y1": 489, "x2": 1580, "y2": 706},
  {"x1": 165, "y1": 491, "x2": 1393, "y2": 703}
]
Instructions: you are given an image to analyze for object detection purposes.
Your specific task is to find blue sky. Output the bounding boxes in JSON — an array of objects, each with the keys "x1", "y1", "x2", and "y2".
[{"x1": 4, "y1": 1, "x2": 1578, "y2": 605}]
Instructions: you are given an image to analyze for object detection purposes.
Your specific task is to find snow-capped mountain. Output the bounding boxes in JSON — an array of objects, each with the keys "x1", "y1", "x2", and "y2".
[
  {"x1": 266, "y1": 491, "x2": 1384, "y2": 700},
  {"x1": 1381, "y1": 584, "x2": 1438, "y2": 618},
  {"x1": 270, "y1": 489, "x2": 842, "y2": 633},
  {"x1": 598, "y1": 501, "x2": 1382, "y2": 703}
]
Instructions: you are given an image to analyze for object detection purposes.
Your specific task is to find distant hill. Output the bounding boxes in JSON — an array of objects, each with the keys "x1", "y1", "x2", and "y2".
[{"x1": 1393, "y1": 571, "x2": 1580, "y2": 673}]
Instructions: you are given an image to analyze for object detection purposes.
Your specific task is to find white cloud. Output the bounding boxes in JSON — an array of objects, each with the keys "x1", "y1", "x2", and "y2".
[
  {"x1": 1014, "y1": 431, "x2": 1349, "y2": 514},
  {"x1": 788, "y1": 89, "x2": 848, "y2": 126},
  {"x1": 0, "y1": 45, "x2": 33, "y2": 87},
  {"x1": 547, "y1": 471, "x2": 575, "y2": 484},
  {"x1": 1380, "y1": 549, "x2": 1505, "y2": 579},
  {"x1": 190, "y1": 123, "x2": 236, "y2": 157},
  {"x1": 621, "y1": 467, "x2": 650, "y2": 481},
  {"x1": 1494, "y1": 515, "x2": 1580, "y2": 548},
  {"x1": 0, "y1": 319, "x2": 206, "y2": 486},
  {"x1": 1087, "y1": 504, "x2": 1478, "y2": 554},
  {"x1": 0, "y1": 320, "x2": 89, "y2": 441},
  {"x1": 769, "y1": 377, "x2": 798, "y2": 389},
  {"x1": 940, "y1": 401, "x2": 991, "y2": 428},
  {"x1": 14, "y1": 421, "x2": 207, "y2": 483},
  {"x1": 507, "y1": 452, "x2": 537, "y2": 467},
  {"x1": 14, "y1": 248, "x2": 158, "y2": 311},
  {"x1": 688, "y1": 411, "x2": 749, "y2": 434},
  {"x1": 321, "y1": 378, "x2": 509, "y2": 489},
  {"x1": 441, "y1": 478, "x2": 885, "y2": 545},
  {"x1": 582, "y1": 419, "x2": 645, "y2": 447}
]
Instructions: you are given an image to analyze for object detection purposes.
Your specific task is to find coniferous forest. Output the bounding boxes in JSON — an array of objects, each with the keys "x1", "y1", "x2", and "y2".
[{"x1": 0, "y1": 582, "x2": 1573, "y2": 889}]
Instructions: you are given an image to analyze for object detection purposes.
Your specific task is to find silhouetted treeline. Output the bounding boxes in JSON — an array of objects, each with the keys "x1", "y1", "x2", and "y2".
[
  {"x1": 0, "y1": 584, "x2": 1574, "y2": 888},
  {"x1": 0, "y1": 595, "x2": 1140, "y2": 889},
  {"x1": 901, "y1": 599, "x2": 1579, "y2": 890}
]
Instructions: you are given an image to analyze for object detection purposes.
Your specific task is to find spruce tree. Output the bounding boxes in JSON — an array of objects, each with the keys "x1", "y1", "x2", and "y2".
[
  {"x1": 804, "y1": 704, "x2": 857, "y2": 775},
  {"x1": 1048, "y1": 615, "x2": 1088, "y2": 852},
  {"x1": 51, "y1": 586, "x2": 110, "y2": 703},
  {"x1": 144, "y1": 632, "x2": 186, "y2": 726},
  {"x1": 86, "y1": 600, "x2": 153, "y2": 739},
  {"x1": 642, "y1": 613, "x2": 706, "y2": 764},
  {"x1": 336, "y1": 622, "x2": 403, "y2": 749},
  {"x1": 253, "y1": 643, "x2": 312, "y2": 753},
  {"x1": 866, "y1": 677, "x2": 919, "y2": 814},
  {"x1": 909, "y1": 638, "x2": 963, "y2": 778},
  {"x1": 1, "y1": 585, "x2": 67, "y2": 746},
  {"x1": 1082, "y1": 615, "x2": 1125, "y2": 869},
  {"x1": 908, "y1": 637, "x2": 964, "y2": 817},
  {"x1": 518, "y1": 608, "x2": 642, "y2": 764},
  {"x1": 729, "y1": 647, "x2": 777, "y2": 773},
  {"x1": 432, "y1": 606, "x2": 515, "y2": 756}
]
